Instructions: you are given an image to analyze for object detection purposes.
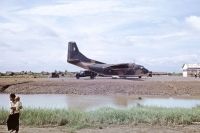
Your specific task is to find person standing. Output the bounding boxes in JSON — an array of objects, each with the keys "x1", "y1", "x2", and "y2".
[{"x1": 7, "y1": 93, "x2": 21, "y2": 133}]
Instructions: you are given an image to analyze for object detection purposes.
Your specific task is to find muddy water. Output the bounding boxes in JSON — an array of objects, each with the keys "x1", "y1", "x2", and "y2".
[{"x1": 0, "y1": 94, "x2": 200, "y2": 111}]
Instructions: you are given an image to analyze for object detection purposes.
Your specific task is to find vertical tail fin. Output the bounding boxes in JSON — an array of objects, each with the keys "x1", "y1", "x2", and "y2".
[
  {"x1": 67, "y1": 42, "x2": 104, "y2": 68},
  {"x1": 67, "y1": 42, "x2": 90, "y2": 63}
]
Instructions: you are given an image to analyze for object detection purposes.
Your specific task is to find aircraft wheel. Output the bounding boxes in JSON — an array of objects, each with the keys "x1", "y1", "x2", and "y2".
[
  {"x1": 76, "y1": 74, "x2": 80, "y2": 79},
  {"x1": 90, "y1": 75, "x2": 94, "y2": 79},
  {"x1": 138, "y1": 76, "x2": 142, "y2": 78}
]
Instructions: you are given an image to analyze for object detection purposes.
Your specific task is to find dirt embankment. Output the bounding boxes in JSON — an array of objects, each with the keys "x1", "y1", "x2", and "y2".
[
  {"x1": 0, "y1": 78, "x2": 34, "y2": 93},
  {"x1": 1, "y1": 76, "x2": 200, "y2": 96}
]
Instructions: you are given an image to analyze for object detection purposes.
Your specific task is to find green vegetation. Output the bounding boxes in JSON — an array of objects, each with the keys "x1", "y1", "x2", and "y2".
[{"x1": 1, "y1": 107, "x2": 200, "y2": 130}]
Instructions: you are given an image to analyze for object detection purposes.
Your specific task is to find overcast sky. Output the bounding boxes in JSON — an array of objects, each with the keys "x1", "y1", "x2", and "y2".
[{"x1": 1, "y1": 0, "x2": 200, "y2": 72}]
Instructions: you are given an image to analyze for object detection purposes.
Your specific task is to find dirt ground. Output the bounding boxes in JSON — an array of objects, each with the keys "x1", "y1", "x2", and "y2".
[
  {"x1": 1, "y1": 76, "x2": 200, "y2": 96},
  {"x1": 1, "y1": 124, "x2": 200, "y2": 133}
]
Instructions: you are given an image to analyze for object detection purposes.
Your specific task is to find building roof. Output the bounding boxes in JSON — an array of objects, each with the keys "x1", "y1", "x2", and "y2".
[{"x1": 182, "y1": 64, "x2": 200, "y2": 70}]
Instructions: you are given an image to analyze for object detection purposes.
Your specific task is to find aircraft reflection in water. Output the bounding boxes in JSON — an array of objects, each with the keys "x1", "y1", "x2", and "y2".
[
  {"x1": 65, "y1": 95, "x2": 131, "y2": 111},
  {"x1": 67, "y1": 42, "x2": 151, "y2": 79}
]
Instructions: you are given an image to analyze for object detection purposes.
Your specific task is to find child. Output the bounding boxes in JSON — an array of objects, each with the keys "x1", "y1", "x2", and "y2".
[{"x1": 15, "y1": 96, "x2": 23, "y2": 112}]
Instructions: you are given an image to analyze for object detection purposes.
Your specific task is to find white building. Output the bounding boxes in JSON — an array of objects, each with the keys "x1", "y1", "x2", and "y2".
[{"x1": 182, "y1": 64, "x2": 200, "y2": 77}]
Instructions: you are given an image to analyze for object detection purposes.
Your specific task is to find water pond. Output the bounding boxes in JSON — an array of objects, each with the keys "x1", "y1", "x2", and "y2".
[{"x1": 0, "y1": 94, "x2": 200, "y2": 111}]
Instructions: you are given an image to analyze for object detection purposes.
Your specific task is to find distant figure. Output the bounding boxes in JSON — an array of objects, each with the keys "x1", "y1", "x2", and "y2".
[
  {"x1": 195, "y1": 73, "x2": 197, "y2": 78},
  {"x1": 7, "y1": 93, "x2": 22, "y2": 133},
  {"x1": 138, "y1": 97, "x2": 142, "y2": 100}
]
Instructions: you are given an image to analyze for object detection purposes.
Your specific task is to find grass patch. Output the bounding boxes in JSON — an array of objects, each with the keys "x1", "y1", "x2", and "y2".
[{"x1": 1, "y1": 107, "x2": 200, "y2": 130}]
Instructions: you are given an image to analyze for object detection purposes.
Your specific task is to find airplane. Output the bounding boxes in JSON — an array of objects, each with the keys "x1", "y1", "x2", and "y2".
[{"x1": 67, "y1": 42, "x2": 151, "y2": 79}]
